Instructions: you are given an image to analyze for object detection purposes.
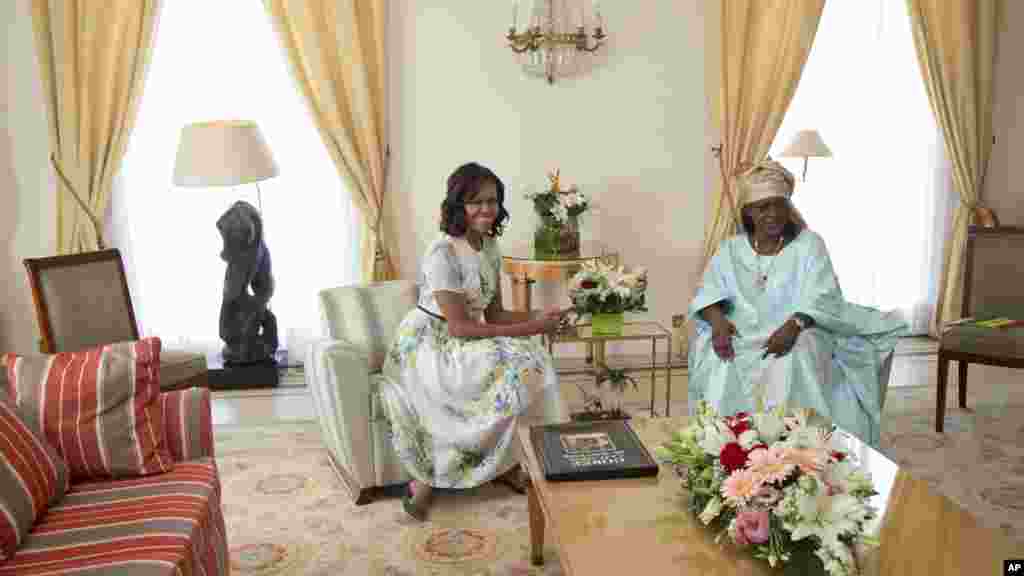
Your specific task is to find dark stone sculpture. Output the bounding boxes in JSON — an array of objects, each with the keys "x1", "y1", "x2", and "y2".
[{"x1": 216, "y1": 201, "x2": 278, "y2": 365}]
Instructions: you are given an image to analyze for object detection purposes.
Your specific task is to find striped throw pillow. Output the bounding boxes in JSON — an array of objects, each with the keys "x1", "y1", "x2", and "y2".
[
  {"x1": 3, "y1": 338, "x2": 174, "y2": 482},
  {"x1": 0, "y1": 392, "x2": 69, "y2": 561}
]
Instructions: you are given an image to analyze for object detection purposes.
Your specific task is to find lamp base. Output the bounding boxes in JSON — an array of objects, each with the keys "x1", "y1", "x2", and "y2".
[{"x1": 206, "y1": 353, "x2": 280, "y2": 391}]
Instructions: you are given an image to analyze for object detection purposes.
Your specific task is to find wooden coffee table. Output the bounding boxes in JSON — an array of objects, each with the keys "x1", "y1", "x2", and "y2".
[{"x1": 519, "y1": 417, "x2": 1024, "y2": 575}]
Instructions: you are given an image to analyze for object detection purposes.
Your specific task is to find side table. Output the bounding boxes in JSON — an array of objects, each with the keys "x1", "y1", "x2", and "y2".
[
  {"x1": 502, "y1": 240, "x2": 617, "y2": 363},
  {"x1": 546, "y1": 321, "x2": 674, "y2": 417}
]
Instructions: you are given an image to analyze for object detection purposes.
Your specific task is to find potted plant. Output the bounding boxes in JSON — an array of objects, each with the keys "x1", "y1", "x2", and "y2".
[
  {"x1": 567, "y1": 259, "x2": 648, "y2": 336},
  {"x1": 523, "y1": 168, "x2": 590, "y2": 258},
  {"x1": 570, "y1": 364, "x2": 639, "y2": 422}
]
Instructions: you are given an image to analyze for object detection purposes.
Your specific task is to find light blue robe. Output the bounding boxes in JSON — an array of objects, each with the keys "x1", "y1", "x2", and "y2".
[{"x1": 687, "y1": 229, "x2": 908, "y2": 448}]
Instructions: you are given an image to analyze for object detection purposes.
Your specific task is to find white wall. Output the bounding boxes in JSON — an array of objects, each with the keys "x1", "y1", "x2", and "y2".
[
  {"x1": 1, "y1": 0, "x2": 56, "y2": 355},
  {"x1": 387, "y1": 0, "x2": 710, "y2": 356},
  {"x1": 986, "y1": 0, "x2": 1024, "y2": 225}
]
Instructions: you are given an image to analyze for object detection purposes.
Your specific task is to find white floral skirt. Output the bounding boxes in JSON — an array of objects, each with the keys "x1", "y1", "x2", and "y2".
[{"x1": 379, "y1": 309, "x2": 565, "y2": 488}]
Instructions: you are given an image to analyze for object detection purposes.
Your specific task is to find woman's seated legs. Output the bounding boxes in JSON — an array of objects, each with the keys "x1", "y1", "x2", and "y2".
[{"x1": 693, "y1": 328, "x2": 835, "y2": 421}]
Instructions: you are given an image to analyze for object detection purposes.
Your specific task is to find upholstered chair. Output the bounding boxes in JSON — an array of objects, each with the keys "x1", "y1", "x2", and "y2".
[
  {"x1": 936, "y1": 225, "x2": 1024, "y2": 432},
  {"x1": 22, "y1": 249, "x2": 208, "y2": 391},
  {"x1": 307, "y1": 280, "x2": 418, "y2": 504}
]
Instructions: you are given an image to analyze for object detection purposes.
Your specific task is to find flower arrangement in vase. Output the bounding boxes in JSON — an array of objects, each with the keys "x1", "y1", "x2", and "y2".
[
  {"x1": 523, "y1": 168, "x2": 590, "y2": 258},
  {"x1": 566, "y1": 259, "x2": 648, "y2": 336},
  {"x1": 654, "y1": 402, "x2": 880, "y2": 576}
]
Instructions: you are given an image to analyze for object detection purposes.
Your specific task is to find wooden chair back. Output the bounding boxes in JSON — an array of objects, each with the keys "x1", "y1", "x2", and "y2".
[
  {"x1": 24, "y1": 249, "x2": 140, "y2": 354},
  {"x1": 962, "y1": 226, "x2": 1024, "y2": 321}
]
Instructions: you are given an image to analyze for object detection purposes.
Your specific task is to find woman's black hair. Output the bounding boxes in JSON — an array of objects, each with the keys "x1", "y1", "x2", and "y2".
[{"x1": 439, "y1": 162, "x2": 510, "y2": 237}]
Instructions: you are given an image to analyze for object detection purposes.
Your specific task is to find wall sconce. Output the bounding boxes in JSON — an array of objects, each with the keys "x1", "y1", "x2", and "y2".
[
  {"x1": 507, "y1": 0, "x2": 607, "y2": 84},
  {"x1": 779, "y1": 129, "x2": 832, "y2": 181}
]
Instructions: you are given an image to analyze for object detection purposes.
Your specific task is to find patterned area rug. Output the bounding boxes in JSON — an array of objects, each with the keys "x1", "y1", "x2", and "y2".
[
  {"x1": 215, "y1": 380, "x2": 1024, "y2": 575},
  {"x1": 880, "y1": 382, "x2": 1024, "y2": 544}
]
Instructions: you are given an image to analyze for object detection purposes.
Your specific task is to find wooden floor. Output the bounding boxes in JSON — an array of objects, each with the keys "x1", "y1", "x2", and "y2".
[{"x1": 211, "y1": 337, "x2": 967, "y2": 427}]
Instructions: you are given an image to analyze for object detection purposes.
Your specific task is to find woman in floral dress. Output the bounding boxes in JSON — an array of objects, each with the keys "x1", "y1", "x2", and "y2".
[{"x1": 380, "y1": 162, "x2": 570, "y2": 521}]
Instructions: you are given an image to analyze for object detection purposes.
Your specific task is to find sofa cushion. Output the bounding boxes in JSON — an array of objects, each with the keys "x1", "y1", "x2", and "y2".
[
  {"x1": 318, "y1": 280, "x2": 419, "y2": 372},
  {"x1": 0, "y1": 393, "x2": 69, "y2": 561},
  {"x1": 940, "y1": 325, "x2": 1024, "y2": 360},
  {"x1": 4, "y1": 338, "x2": 175, "y2": 482},
  {"x1": 0, "y1": 458, "x2": 227, "y2": 576},
  {"x1": 158, "y1": 348, "x2": 209, "y2": 392}
]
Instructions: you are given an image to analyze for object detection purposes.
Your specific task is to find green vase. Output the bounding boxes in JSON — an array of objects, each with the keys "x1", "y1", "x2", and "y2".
[
  {"x1": 533, "y1": 214, "x2": 580, "y2": 259},
  {"x1": 591, "y1": 312, "x2": 624, "y2": 336}
]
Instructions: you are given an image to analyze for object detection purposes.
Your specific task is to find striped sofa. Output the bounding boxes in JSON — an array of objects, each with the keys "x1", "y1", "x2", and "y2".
[{"x1": 0, "y1": 387, "x2": 228, "y2": 575}]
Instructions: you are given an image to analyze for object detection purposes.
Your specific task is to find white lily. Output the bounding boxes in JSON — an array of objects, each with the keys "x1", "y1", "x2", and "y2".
[
  {"x1": 791, "y1": 490, "x2": 869, "y2": 548},
  {"x1": 698, "y1": 423, "x2": 735, "y2": 456},
  {"x1": 738, "y1": 429, "x2": 760, "y2": 451},
  {"x1": 752, "y1": 410, "x2": 786, "y2": 444}
]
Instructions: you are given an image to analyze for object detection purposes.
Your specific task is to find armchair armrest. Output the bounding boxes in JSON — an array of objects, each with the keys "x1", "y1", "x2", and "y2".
[
  {"x1": 161, "y1": 387, "x2": 214, "y2": 462},
  {"x1": 306, "y1": 338, "x2": 378, "y2": 487}
]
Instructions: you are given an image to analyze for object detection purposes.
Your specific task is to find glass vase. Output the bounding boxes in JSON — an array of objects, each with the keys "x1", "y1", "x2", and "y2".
[
  {"x1": 591, "y1": 312, "x2": 624, "y2": 336},
  {"x1": 533, "y1": 213, "x2": 580, "y2": 259}
]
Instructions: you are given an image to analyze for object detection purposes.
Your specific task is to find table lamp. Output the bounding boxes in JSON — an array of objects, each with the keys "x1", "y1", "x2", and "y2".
[
  {"x1": 779, "y1": 129, "x2": 832, "y2": 181},
  {"x1": 173, "y1": 120, "x2": 282, "y2": 375}
]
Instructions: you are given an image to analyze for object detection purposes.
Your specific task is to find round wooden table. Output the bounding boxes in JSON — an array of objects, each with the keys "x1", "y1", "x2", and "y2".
[
  {"x1": 502, "y1": 241, "x2": 618, "y2": 364},
  {"x1": 501, "y1": 240, "x2": 617, "y2": 312}
]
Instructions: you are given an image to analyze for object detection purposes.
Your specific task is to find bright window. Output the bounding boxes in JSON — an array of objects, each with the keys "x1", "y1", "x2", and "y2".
[
  {"x1": 111, "y1": 0, "x2": 361, "y2": 358},
  {"x1": 771, "y1": 0, "x2": 955, "y2": 334}
]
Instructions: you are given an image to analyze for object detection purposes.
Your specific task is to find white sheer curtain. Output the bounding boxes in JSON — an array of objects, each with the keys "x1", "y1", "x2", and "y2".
[
  {"x1": 110, "y1": 0, "x2": 361, "y2": 360},
  {"x1": 771, "y1": 0, "x2": 956, "y2": 335}
]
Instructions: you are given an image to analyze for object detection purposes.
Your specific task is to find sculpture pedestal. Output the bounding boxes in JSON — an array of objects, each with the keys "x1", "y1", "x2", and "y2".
[{"x1": 206, "y1": 352, "x2": 280, "y2": 391}]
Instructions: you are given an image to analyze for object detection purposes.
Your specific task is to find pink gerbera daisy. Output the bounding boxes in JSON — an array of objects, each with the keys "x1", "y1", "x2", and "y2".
[
  {"x1": 746, "y1": 447, "x2": 796, "y2": 484},
  {"x1": 721, "y1": 468, "x2": 764, "y2": 506},
  {"x1": 780, "y1": 447, "x2": 827, "y2": 474}
]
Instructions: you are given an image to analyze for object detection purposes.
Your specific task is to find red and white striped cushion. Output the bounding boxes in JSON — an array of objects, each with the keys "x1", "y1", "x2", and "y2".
[
  {"x1": 0, "y1": 458, "x2": 227, "y2": 575},
  {"x1": 0, "y1": 392, "x2": 69, "y2": 561},
  {"x1": 3, "y1": 338, "x2": 174, "y2": 482}
]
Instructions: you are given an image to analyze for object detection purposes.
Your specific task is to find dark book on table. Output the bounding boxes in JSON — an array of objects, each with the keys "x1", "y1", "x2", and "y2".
[{"x1": 531, "y1": 420, "x2": 659, "y2": 482}]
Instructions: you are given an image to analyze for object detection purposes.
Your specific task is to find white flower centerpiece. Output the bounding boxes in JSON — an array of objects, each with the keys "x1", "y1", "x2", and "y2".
[
  {"x1": 566, "y1": 259, "x2": 647, "y2": 336},
  {"x1": 524, "y1": 168, "x2": 590, "y2": 258},
  {"x1": 654, "y1": 402, "x2": 880, "y2": 576}
]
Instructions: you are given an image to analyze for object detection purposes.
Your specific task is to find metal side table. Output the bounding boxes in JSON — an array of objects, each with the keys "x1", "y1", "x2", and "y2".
[{"x1": 546, "y1": 321, "x2": 674, "y2": 417}]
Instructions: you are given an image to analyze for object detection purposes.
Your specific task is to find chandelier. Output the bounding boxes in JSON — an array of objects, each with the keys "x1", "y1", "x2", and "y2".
[{"x1": 507, "y1": 0, "x2": 607, "y2": 84}]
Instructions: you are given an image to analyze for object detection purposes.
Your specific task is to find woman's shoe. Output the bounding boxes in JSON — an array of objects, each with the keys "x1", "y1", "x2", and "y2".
[
  {"x1": 402, "y1": 480, "x2": 432, "y2": 521},
  {"x1": 494, "y1": 464, "x2": 528, "y2": 495}
]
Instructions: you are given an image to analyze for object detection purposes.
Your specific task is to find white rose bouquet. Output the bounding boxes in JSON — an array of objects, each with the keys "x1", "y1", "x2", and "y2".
[{"x1": 566, "y1": 259, "x2": 648, "y2": 315}]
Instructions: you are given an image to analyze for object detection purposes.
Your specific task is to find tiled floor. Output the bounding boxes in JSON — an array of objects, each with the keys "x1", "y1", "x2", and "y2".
[{"x1": 211, "y1": 337, "x2": 989, "y2": 428}]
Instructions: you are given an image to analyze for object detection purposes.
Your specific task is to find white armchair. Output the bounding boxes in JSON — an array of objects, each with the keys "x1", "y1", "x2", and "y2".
[{"x1": 306, "y1": 280, "x2": 417, "y2": 504}]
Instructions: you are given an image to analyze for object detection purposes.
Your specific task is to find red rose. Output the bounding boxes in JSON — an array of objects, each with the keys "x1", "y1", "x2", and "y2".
[
  {"x1": 725, "y1": 413, "x2": 751, "y2": 436},
  {"x1": 719, "y1": 442, "x2": 749, "y2": 473},
  {"x1": 727, "y1": 419, "x2": 751, "y2": 436},
  {"x1": 580, "y1": 280, "x2": 598, "y2": 290}
]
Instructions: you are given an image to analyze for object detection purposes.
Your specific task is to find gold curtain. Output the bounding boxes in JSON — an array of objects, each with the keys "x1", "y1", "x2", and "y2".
[
  {"x1": 700, "y1": 0, "x2": 825, "y2": 270},
  {"x1": 264, "y1": 0, "x2": 398, "y2": 282},
  {"x1": 32, "y1": 0, "x2": 161, "y2": 254},
  {"x1": 905, "y1": 0, "x2": 999, "y2": 333}
]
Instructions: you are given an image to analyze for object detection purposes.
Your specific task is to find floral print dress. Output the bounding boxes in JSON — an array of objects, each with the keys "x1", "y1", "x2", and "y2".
[{"x1": 379, "y1": 234, "x2": 565, "y2": 489}]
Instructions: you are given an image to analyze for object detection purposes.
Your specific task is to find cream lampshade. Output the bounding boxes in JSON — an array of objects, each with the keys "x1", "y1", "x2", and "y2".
[
  {"x1": 779, "y1": 129, "x2": 832, "y2": 181},
  {"x1": 173, "y1": 120, "x2": 279, "y2": 192}
]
